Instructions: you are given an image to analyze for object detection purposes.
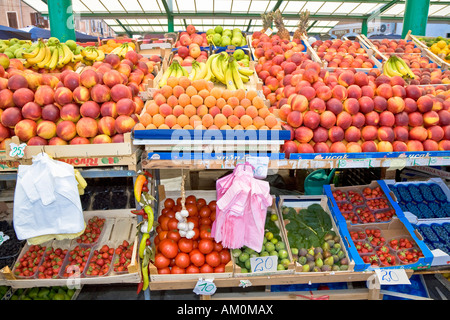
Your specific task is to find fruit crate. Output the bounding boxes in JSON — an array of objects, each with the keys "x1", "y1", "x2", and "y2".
[
  {"x1": 385, "y1": 177, "x2": 450, "y2": 222},
  {"x1": 0, "y1": 151, "x2": 21, "y2": 172},
  {"x1": 148, "y1": 187, "x2": 234, "y2": 282},
  {"x1": 232, "y1": 197, "x2": 296, "y2": 277},
  {"x1": 2, "y1": 209, "x2": 140, "y2": 288},
  {"x1": 413, "y1": 221, "x2": 450, "y2": 266},
  {"x1": 324, "y1": 180, "x2": 403, "y2": 225},
  {"x1": 4, "y1": 132, "x2": 141, "y2": 171},
  {"x1": 277, "y1": 195, "x2": 355, "y2": 274},
  {"x1": 5, "y1": 286, "x2": 82, "y2": 300}
]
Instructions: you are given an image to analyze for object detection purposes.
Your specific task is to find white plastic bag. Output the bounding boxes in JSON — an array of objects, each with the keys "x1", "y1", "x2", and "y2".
[{"x1": 13, "y1": 153, "x2": 85, "y2": 241}]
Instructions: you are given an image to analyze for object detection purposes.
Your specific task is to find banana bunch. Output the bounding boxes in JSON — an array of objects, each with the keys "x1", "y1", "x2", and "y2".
[
  {"x1": 202, "y1": 52, "x2": 254, "y2": 90},
  {"x1": 74, "y1": 169, "x2": 87, "y2": 195},
  {"x1": 22, "y1": 39, "x2": 76, "y2": 70},
  {"x1": 80, "y1": 46, "x2": 105, "y2": 65},
  {"x1": 383, "y1": 54, "x2": 415, "y2": 79},
  {"x1": 158, "y1": 60, "x2": 189, "y2": 87},
  {"x1": 110, "y1": 42, "x2": 134, "y2": 58},
  {"x1": 188, "y1": 60, "x2": 208, "y2": 81}
]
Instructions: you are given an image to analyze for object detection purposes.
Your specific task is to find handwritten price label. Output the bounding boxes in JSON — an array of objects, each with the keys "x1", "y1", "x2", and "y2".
[
  {"x1": 374, "y1": 268, "x2": 411, "y2": 285},
  {"x1": 193, "y1": 279, "x2": 217, "y2": 295},
  {"x1": 9, "y1": 143, "x2": 27, "y2": 158},
  {"x1": 250, "y1": 255, "x2": 278, "y2": 273}
]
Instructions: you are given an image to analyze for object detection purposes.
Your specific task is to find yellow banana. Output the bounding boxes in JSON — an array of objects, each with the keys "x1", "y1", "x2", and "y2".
[
  {"x1": 189, "y1": 62, "x2": 198, "y2": 81},
  {"x1": 231, "y1": 59, "x2": 244, "y2": 90},
  {"x1": 45, "y1": 46, "x2": 59, "y2": 70},
  {"x1": 72, "y1": 53, "x2": 83, "y2": 63},
  {"x1": 204, "y1": 54, "x2": 218, "y2": 82},
  {"x1": 211, "y1": 54, "x2": 226, "y2": 83},
  {"x1": 22, "y1": 41, "x2": 42, "y2": 59},
  {"x1": 237, "y1": 66, "x2": 254, "y2": 77},
  {"x1": 61, "y1": 43, "x2": 74, "y2": 65},
  {"x1": 225, "y1": 63, "x2": 236, "y2": 91},
  {"x1": 56, "y1": 44, "x2": 66, "y2": 68},
  {"x1": 240, "y1": 73, "x2": 250, "y2": 83},
  {"x1": 393, "y1": 56, "x2": 415, "y2": 79},
  {"x1": 35, "y1": 46, "x2": 51, "y2": 69},
  {"x1": 74, "y1": 169, "x2": 87, "y2": 189},
  {"x1": 158, "y1": 64, "x2": 175, "y2": 87},
  {"x1": 27, "y1": 41, "x2": 46, "y2": 65},
  {"x1": 195, "y1": 62, "x2": 207, "y2": 80},
  {"x1": 95, "y1": 49, "x2": 105, "y2": 61}
]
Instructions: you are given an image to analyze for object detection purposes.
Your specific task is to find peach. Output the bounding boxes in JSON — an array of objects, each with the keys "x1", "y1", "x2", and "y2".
[
  {"x1": 387, "y1": 96, "x2": 405, "y2": 114},
  {"x1": 417, "y1": 95, "x2": 433, "y2": 113},
  {"x1": 80, "y1": 69, "x2": 100, "y2": 88},
  {"x1": 394, "y1": 126, "x2": 409, "y2": 142},
  {"x1": 111, "y1": 134, "x2": 125, "y2": 143},
  {"x1": 361, "y1": 85, "x2": 374, "y2": 98},
  {"x1": 91, "y1": 84, "x2": 111, "y2": 103},
  {"x1": 422, "y1": 139, "x2": 439, "y2": 151},
  {"x1": 104, "y1": 53, "x2": 121, "y2": 68},
  {"x1": 14, "y1": 119, "x2": 37, "y2": 142},
  {"x1": 313, "y1": 141, "x2": 330, "y2": 153},
  {"x1": 27, "y1": 136, "x2": 47, "y2": 146},
  {"x1": 21, "y1": 102, "x2": 42, "y2": 121},
  {"x1": 110, "y1": 84, "x2": 132, "y2": 102},
  {"x1": 294, "y1": 127, "x2": 314, "y2": 143},
  {"x1": 63, "y1": 72, "x2": 80, "y2": 91},
  {"x1": 392, "y1": 141, "x2": 408, "y2": 152},
  {"x1": 297, "y1": 143, "x2": 314, "y2": 153},
  {"x1": 36, "y1": 120, "x2": 57, "y2": 139},
  {"x1": 79, "y1": 101, "x2": 100, "y2": 119},
  {"x1": 389, "y1": 75, "x2": 406, "y2": 87},
  {"x1": 352, "y1": 112, "x2": 365, "y2": 128},
  {"x1": 285, "y1": 109, "x2": 303, "y2": 128},
  {"x1": 408, "y1": 112, "x2": 424, "y2": 127},
  {"x1": 423, "y1": 111, "x2": 440, "y2": 127},
  {"x1": 1, "y1": 107, "x2": 22, "y2": 128},
  {"x1": 91, "y1": 134, "x2": 112, "y2": 144},
  {"x1": 373, "y1": 96, "x2": 387, "y2": 113},
  {"x1": 298, "y1": 86, "x2": 316, "y2": 101},
  {"x1": 116, "y1": 98, "x2": 136, "y2": 117},
  {"x1": 40, "y1": 104, "x2": 60, "y2": 123},
  {"x1": 103, "y1": 70, "x2": 123, "y2": 88},
  {"x1": 405, "y1": 85, "x2": 422, "y2": 100},
  {"x1": 117, "y1": 63, "x2": 132, "y2": 78},
  {"x1": 343, "y1": 98, "x2": 359, "y2": 115},
  {"x1": 362, "y1": 125, "x2": 378, "y2": 141},
  {"x1": 71, "y1": 86, "x2": 89, "y2": 104},
  {"x1": 164, "y1": 114, "x2": 177, "y2": 128},
  {"x1": 407, "y1": 140, "x2": 424, "y2": 151},
  {"x1": 48, "y1": 137, "x2": 68, "y2": 145},
  {"x1": 354, "y1": 72, "x2": 369, "y2": 87},
  {"x1": 12, "y1": 88, "x2": 34, "y2": 108},
  {"x1": 332, "y1": 85, "x2": 347, "y2": 101},
  {"x1": 409, "y1": 126, "x2": 428, "y2": 141},
  {"x1": 302, "y1": 68, "x2": 319, "y2": 84},
  {"x1": 303, "y1": 111, "x2": 320, "y2": 129},
  {"x1": 56, "y1": 120, "x2": 77, "y2": 141},
  {"x1": 98, "y1": 116, "x2": 116, "y2": 136},
  {"x1": 76, "y1": 117, "x2": 98, "y2": 138},
  {"x1": 54, "y1": 87, "x2": 73, "y2": 106},
  {"x1": 358, "y1": 96, "x2": 374, "y2": 114},
  {"x1": 361, "y1": 141, "x2": 378, "y2": 152},
  {"x1": 326, "y1": 98, "x2": 343, "y2": 115},
  {"x1": 347, "y1": 85, "x2": 362, "y2": 100},
  {"x1": 328, "y1": 126, "x2": 345, "y2": 142},
  {"x1": 427, "y1": 126, "x2": 445, "y2": 142},
  {"x1": 70, "y1": 137, "x2": 90, "y2": 145},
  {"x1": 309, "y1": 98, "x2": 326, "y2": 114},
  {"x1": 394, "y1": 112, "x2": 409, "y2": 127},
  {"x1": 378, "y1": 141, "x2": 393, "y2": 152},
  {"x1": 376, "y1": 83, "x2": 393, "y2": 100},
  {"x1": 336, "y1": 111, "x2": 352, "y2": 130},
  {"x1": 315, "y1": 85, "x2": 332, "y2": 101},
  {"x1": 377, "y1": 126, "x2": 395, "y2": 142},
  {"x1": 101, "y1": 101, "x2": 118, "y2": 118},
  {"x1": 439, "y1": 110, "x2": 450, "y2": 126},
  {"x1": 34, "y1": 85, "x2": 55, "y2": 106},
  {"x1": 344, "y1": 126, "x2": 361, "y2": 142},
  {"x1": 432, "y1": 98, "x2": 444, "y2": 112},
  {"x1": 0, "y1": 89, "x2": 14, "y2": 109},
  {"x1": 330, "y1": 141, "x2": 347, "y2": 153},
  {"x1": 338, "y1": 70, "x2": 355, "y2": 87},
  {"x1": 346, "y1": 142, "x2": 362, "y2": 153},
  {"x1": 392, "y1": 85, "x2": 406, "y2": 98},
  {"x1": 320, "y1": 110, "x2": 337, "y2": 129},
  {"x1": 313, "y1": 126, "x2": 329, "y2": 143},
  {"x1": 290, "y1": 94, "x2": 309, "y2": 112},
  {"x1": 8, "y1": 74, "x2": 28, "y2": 90},
  {"x1": 438, "y1": 140, "x2": 450, "y2": 151},
  {"x1": 379, "y1": 111, "x2": 395, "y2": 127},
  {"x1": 0, "y1": 123, "x2": 10, "y2": 142}
]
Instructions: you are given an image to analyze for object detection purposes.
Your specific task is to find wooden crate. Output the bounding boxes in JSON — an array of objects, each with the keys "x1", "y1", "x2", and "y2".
[
  {"x1": 149, "y1": 187, "x2": 234, "y2": 282},
  {"x1": 4, "y1": 132, "x2": 141, "y2": 171},
  {"x1": 2, "y1": 209, "x2": 141, "y2": 288},
  {"x1": 232, "y1": 197, "x2": 296, "y2": 277},
  {"x1": 277, "y1": 195, "x2": 356, "y2": 274}
]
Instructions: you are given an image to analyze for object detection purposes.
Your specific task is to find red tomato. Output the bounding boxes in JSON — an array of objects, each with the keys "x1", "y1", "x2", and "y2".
[
  {"x1": 190, "y1": 250, "x2": 205, "y2": 267},
  {"x1": 167, "y1": 230, "x2": 181, "y2": 243},
  {"x1": 208, "y1": 200, "x2": 217, "y2": 211},
  {"x1": 175, "y1": 252, "x2": 190, "y2": 268},
  {"x1": 186, "y1": 264, "x2": 200, "y2": 273},
  {"x1": 210, "y1": 211, "x2": 216, "y2": 222},
  {"x1": 161, "y1": 208, "x2": 172, "y2": 215},
  {"x1": 200, "y1": 228, "x2": 212, "y2": 240},
  {"x1": 154, "y1": 253, "x2": 171, "y2": 269},
  {"x1": 205, "y1": 251, "x2": 221, "y2": 267},
  {"x1": 158, "y1": 231, "x2": 169, "y2": 241},
  {"x1": 197, "y1": 198, "x2": 207, "y2": 209},
  {"x1": 159, "y1": 216, "x2": 170, "y2": 231},
  {"x1": 219, "y1": 249, "x2": 231, "y2": 264},
  {"x1": 167, "y1": 218, "x2": 179, "y2": 231},
  {"x1": 191, "y1": 228, "x2": 200, "y2": 240},
  {"x1": 198, "y1": 239, "x2": 214, "y2": 254},
  {"x1": 176, "y1": 197, "x2": 183, "y2": 206},
  {"x1": 186, "y1": 195, "x2": 197, "y2": 204},
  {"x1": 214, "y1": 264, "x2": 225, "y2": 273},
  {"x1": 173, "y1": 205, "x2": 181, "y2": 213},
  {"x1": 187, "y1": 216, "x2": 199, "y2": 228},
  {"x1": 164, "y1": 198, "x2": 175, "y2": 209},
  {"x1": 199, "y1": 206, "x2": 211, "y2": 218},
  {"x1": 154, "y1": 236, "x2": 160, "y2": 246},
  {"x1": 185, "y1": 204, "x2": 198, "y2": 217},
  {"x1": 200, "y1": 263, "x2": 213, "y2": 273},
  {"x1": 159, "y1": 239, "x2": 179, "y2": 259},
  {"x1": 171, "y1": 265, "x2": 186, "y2": 274},
  {"x1": 200, "y1": 217, "x2": 212, "y2": 226},
  {"x1": 165, "y1": 210, "x2": 175, "y2": 219},
  {"x1": 178, "y1": 238, "x2": 194, "y2": 253},
  {"x1": 157, "y1": 267, "x2": 171, "y2": 274},
  {"x1": 214, "y1": 242, "x2": 223, "y2": 252}
]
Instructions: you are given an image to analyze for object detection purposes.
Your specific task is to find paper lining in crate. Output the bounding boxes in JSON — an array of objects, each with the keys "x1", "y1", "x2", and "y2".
[
  {"x1": 232, "y1": 197, "x2": 296, "y2": 277},
  {"x1": 277, "y1": 195, "x2": 355, "y2": 274},
  {"x1": 3, "y1": 209, "x2": 140, "y2": 288},
  {"x1": 149, "y1": 187, "x2": 233, "y2": 282},
  {"x1": 4, "y1": 132, "x2": 141, "y2": 170}
]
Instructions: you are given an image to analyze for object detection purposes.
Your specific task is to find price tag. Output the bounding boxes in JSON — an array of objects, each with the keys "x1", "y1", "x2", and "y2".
[
  {"x1": 0, "y1": 231, "x2": 10, "y2": 246},
  {"x1": 9, "y1": 142, "x2": 27, "y2": 158},
  {"x1": 246, "y1": 156, "x2": 269, "y2": 179},
  {"x1": 193, "y1": 279, "x2": 217, "y2": 295},
  {"x1": 374, "y1": 268, "x2": 411, "y2": 285},
  {"x1": 250, "y1": 255, "x2": 278, "y2": 273}
]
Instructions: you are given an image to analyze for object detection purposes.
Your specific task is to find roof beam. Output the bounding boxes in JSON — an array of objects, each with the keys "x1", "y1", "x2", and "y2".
[
  {"x1": 116, "y1": 19, "x2": 132, "y2": 37},
  {"x1": 160, "y1": 0, "x2": 174, "y2": 32},
  {"x1": 271, "y1": 0, "x2": 284, "y2": 12},
  {"x1": 246, "y1": 19, "x2": 253, "y2": 33},
  {"x1": 367, "y1": 0, "x2": 401, "y2": 22}
]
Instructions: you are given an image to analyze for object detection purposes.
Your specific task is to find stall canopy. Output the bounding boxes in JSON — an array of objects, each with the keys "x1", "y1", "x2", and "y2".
[
  {"x1": 0, "y1": 25, "x2": 32, "y2": 40},
  {"x1": 20, "y1": 26, "x2": 101, "y2": 42},
  {"x1": 22, "y1": 0, "x2": 450, "y2": 36}
]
